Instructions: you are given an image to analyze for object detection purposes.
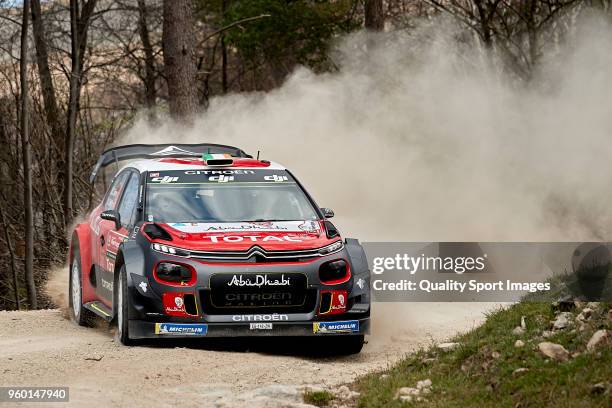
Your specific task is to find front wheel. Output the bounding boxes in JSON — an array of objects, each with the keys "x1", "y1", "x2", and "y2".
[
  {"x1": 116, "y1": 266, "x2": 135, "y2": 345},
  {"x1": 338, "y1": 334, "x2": 365, "y2": 355},
  {"x1": 317, "y1": 335, "x2": 365, "y2": 356},
  {"x1": 69, "y1": 245, "x2": 91, "y2": 326}
]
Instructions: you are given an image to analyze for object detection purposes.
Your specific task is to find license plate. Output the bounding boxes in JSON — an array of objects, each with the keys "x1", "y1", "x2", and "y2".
[{"x1": 249, "y1": 322, "x2": 273, "y2": 330}]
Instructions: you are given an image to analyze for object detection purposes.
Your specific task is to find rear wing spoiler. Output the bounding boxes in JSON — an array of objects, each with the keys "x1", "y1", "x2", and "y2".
[{"x1": 89, "y1": 143, "x2": 251, "y2": 183}]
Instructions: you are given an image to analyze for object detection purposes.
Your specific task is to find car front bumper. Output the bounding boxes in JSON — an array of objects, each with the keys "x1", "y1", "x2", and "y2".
[{"x1": 128, "y1": 317, "x2": 370, "y2": 339}]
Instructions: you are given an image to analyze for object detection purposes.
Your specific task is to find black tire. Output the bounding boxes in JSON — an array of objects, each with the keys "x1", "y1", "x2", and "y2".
[
  {"x1": 318, "y1": 335, "x2": 365, "y2": 356},
  {"x1": 116, "y1": 265, "x2": 135, "y2": 346},
  {"x1": 338, "y1": 334, "x2": 365, "y2": 355},
  {"x1": 69, "y1": 244, "x2": 91, "y2": 326}
]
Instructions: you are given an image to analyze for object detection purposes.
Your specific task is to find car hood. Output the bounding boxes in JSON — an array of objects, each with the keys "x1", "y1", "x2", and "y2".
[{"x1": 158, "y1": 220, "x2": 335, "y2": 251}]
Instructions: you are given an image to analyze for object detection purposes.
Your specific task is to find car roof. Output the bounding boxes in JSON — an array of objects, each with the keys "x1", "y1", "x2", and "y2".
[{"x1": 121, "y1": 158, "x2": 287, "y2": 173}]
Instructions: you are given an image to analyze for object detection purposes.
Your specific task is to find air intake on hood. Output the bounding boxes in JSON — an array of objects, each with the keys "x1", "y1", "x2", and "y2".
[
  {"x1": 203, "y1": 153, "x2": 233, "y2": 166},
  {"x1": 143, "y1": 223, "x2": 172, "y2": 241},
  {"x1": 324, "y1": 221, "x2": 340, "y2": 239}
]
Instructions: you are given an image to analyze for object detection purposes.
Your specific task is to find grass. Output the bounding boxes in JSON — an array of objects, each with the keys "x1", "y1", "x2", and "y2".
[
  {"x1": 304, "y1": 389, "x2": 335, "y2": 407},
  {"x1": 356, "y1": 301, "x2": 611, "y2": 407}
]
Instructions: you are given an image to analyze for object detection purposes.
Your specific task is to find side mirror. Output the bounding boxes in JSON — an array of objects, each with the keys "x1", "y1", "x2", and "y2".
[
  {"x1": 321, "y1": 208, "x2": 334, "y2": 219},
  {"x1": 100, "y1": 210, "x2": 121, "y2": 230}
]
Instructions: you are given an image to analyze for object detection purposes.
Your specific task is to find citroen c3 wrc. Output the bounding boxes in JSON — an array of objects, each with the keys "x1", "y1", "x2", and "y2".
[{"x1": 69, "y1": 144, "x2": 370, "y2": 354}]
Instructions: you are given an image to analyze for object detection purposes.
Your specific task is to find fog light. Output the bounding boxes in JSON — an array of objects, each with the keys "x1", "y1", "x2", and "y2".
[
  {"x1": 155, "y1": 262, "x2": 195, "y2": 286},
  {"x1": 319, "y1": 259, "x2": 350, "y2": 284}
]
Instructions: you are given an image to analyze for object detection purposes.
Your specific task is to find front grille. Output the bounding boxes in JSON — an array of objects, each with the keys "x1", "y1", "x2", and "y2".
[
  {"x1": 201, "y1": 272, "x2": 317, "y2": 314},
  {"x1": 186, "y1": 244, "x2": 342, "y2": 263}
]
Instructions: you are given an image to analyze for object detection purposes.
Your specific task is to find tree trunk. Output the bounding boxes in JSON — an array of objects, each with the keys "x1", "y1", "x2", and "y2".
[
  {"x1": 30, "y1": 0, "x2": 63, "y2": 159},
  {"x1": 474, "y1": 0, "x2": 493, "y2": 48},
  {"x1": 526, "y1": 0, "x2": 538, "y2": 70},
  {"x1": 0, "y1": 201, "x2": 20, "y2": 310},
  {"x1": 65, "y1": 0, "x2": 79, "y2": 226},
  {"x1": 221, "y1": 0, "x2": 228, "y2": 93},
  {"x1": 20, "y1": 0, "x2": 38, "y2": 309},
  {"x1": 137, "y1": 0, "x2": 157, "y2": 116},
  {"x1": 365, "y1": 0, "x2": 384, "y2": 31},
  {"x1": 65, "y1": 0, "x2": 97, "y2": 227},
  {"x1": 163, "y1": 0, "x2": 199, "y2": 121}
]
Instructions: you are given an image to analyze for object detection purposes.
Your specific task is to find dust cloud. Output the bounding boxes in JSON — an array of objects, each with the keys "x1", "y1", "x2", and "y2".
[
  {"x1": 45, "y1": 216, "x2": 88, "y2": 313},
  {"x1": 45, "y1": 265, "x2": 69, "y2": 314},
  {"x1": 121, "y1": 16, "x2": 612, "y2": 243}
]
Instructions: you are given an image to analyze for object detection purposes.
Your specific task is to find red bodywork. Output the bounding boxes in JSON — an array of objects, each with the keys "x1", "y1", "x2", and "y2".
[
  {"x1": 71, "y1": 158, "x2": 341, "y2": 312},
  {"x1": 156, "y1": 220, "x2": 331, "y2": 252}
]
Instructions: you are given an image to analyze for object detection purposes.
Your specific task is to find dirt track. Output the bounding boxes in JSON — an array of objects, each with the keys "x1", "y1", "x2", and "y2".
[{"x1": 0, "y1": 304, "x2": 490, "y2": 407}]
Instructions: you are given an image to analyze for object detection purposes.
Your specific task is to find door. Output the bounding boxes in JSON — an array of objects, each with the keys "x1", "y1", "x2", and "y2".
[{"x1": 96, "y1": 171, "x2": 140, "y2": 304}]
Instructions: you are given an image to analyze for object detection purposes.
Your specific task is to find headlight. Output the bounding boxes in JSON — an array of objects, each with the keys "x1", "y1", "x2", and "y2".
[
  {"x1": 319, "y1": 259, "x2": 350, "y2": 284},
  {"x1": 318, "y1": 240, "x2": 344, "y2": 256},
  {"x1": 151, "y1": 243, "x2": 189, "y2": 257},
  {"x1": 155, "y1": 262, "x2": 194, "y2": 285}
]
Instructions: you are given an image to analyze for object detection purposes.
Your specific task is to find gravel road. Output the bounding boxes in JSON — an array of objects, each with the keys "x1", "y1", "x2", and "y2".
[{"x1": 0, "y1": 303, "x2": 491, "y2": 407}]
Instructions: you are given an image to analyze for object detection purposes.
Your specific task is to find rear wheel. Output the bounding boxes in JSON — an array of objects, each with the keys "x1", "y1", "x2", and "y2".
[
  {"x1": 69, "y1": 245, "x2": 90, "y2": 326},
  {"x1": 116, "y1": 266, "x2": 135, "y2": 346}
]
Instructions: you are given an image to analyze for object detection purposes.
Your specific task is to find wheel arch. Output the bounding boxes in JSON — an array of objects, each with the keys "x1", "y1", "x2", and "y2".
[
  {"x1": 112, "y1": 240, "x2": 147, "y2": 319},
  {"x1": 71, "y1": 223, "x2": 96, "y2": 303},
  {"x1": 345, "y1": 238, "x2": 370, "y2": 303}
]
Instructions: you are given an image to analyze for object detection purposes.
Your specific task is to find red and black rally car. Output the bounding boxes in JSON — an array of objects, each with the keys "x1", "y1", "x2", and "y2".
[{"x1": 69, "y1": 144, "x2": 370, "y2": 353}]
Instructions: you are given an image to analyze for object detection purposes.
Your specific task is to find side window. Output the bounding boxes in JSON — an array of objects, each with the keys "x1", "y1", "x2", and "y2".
[
  {"x1": 117, "y1": 173, "x2": 140, "y2": 228},
  {"x1": 103, "y1": 172, "x2": 129, "y2": 210}
]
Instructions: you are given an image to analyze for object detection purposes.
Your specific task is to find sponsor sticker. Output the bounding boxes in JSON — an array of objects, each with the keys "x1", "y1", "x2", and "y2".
[
  {"x1": 313, "y1": 320, "x2": 359, "y2": 334},
  {"x1": 154, "y1": 323, "x2": 208, "y2": 336},
  {"x1": 319, "y1": 290, "x2": 347, "y2": 315},
  {"x1": 162, "y1": 293, "x2": 194, "y2": 317},
  {"x1": 165, "y1": 221, "x2": 322, "y2": 236},
  {"x1": 264, "y1": 174, "x2": 289, "y2": 182},
  {"x1": 232, "y1": 314, "x2": 289, "y2": 322},
  {"x1": 227, "y1": 274, "x2": 291, "y2": 288},
  {"x1": 150, "y1": 176, "x2": 179, "y2": 183},
  {"x1": 249, "y1": 323, "x2": 273, "y2": 330}
]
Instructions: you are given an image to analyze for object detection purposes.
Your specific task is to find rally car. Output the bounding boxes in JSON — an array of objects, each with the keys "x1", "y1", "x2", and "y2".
[{"x1": 69, "y1": 144, "x2": 370, "y2": 353}]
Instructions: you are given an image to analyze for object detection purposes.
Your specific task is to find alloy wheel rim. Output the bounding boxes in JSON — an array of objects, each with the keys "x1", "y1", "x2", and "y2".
[
  {"x1": 117, "y1": 276, "x2": 123, "y2": 338},
  {"x1": 71, "y1": 262, "x2": 80, "y2": 319}
]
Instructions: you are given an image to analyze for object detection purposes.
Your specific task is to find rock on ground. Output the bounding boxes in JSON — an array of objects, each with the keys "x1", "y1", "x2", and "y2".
[
  {"x1": 512, "y1": 368, "x2": 529, "y2": 376},
  {"x1": 552, "y1": 312, "x2": 573, "y2": 330},
  {"x1": 538, "y1": 342, "x2": 569, "y2": 362},
  {"x1": 437, "y1": 342, "x2": 459, "y2": 351},
  {"x1": 586, "y1": 330, "x2": 608, "y2": 351}
]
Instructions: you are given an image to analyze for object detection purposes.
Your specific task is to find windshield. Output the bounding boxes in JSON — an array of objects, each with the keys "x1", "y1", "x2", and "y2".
[{"x1": 145, "y1": 169, "x2": 319, "y2": 223}]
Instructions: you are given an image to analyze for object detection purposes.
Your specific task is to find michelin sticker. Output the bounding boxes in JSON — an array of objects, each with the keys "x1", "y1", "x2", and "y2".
[
  {"x1": 313, "y1": 320, "x2": 359, "y2": 334},
  {"x1": 155, "y1": 323, "x2": 208, "y2": 336}
]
